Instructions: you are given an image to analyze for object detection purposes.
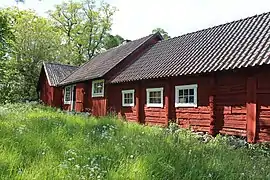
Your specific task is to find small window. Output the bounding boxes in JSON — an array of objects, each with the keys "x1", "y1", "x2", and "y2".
[
  {"x1": 92, "y1": 79, "x2": 104, "y2": 97},
  {"x1": 64, "y1": 86, "x2": 72, "y2": 104},
  {"x1": 175, "y1": 84, "x2": 198, "y2": 107},
  {"x1": 122, "y1": 89, "x2": 135, "y2": 107},
  {"x1": 146, "y1": 87, "x2": 164, "y2": 108}
]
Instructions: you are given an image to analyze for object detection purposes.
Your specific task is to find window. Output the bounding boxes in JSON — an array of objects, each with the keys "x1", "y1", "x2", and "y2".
[
  {"x1": 175, "y1": 84, "x2": 198, "y2": 107},
  {"x1": 64, "y1": 86, "x2": 72, "y2": 104},
  {"x1": 92, "y1": 79, "x2": 104, "y2": 97},
  {"x1": 122, "y1": 89, "x2": 135, "y2": 107},
  {"x1": 146, "y1": 87, "x2": 164, "y2": 107}
]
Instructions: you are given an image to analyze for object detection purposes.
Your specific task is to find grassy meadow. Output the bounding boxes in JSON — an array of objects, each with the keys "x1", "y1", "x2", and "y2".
[{"x1": 0, "y1": 103, "x2": 270, "y2": 180}]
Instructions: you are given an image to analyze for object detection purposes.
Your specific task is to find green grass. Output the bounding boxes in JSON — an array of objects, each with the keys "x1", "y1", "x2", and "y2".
[{"x1": 0, "y1": 103, "x2": 269, "y2": 180}]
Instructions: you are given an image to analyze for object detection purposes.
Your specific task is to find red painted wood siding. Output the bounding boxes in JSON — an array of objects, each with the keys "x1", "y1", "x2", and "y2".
[
  {"x1": 40, "y1": 69, "x2": 52, "y2": 105},
  {"x1": 92, "y1": 98, "x2": 106, "y2": 116},
  {"x1": 172, "y1": 76, "x2": 211, "y2": 132},
  {"x1": 55, "y1": 64, "x2": 270, "y2": 142},
  {"x1": 107, "y1": 69, "x2": 255, "y2": 139},
  {"x1": 107, "y1": 83, "x2": 137, "y2": 122},
  {"x1": 141, "y1": 80, "x2": 167, "y2": 126},
  {"x1": 84, "y1": 80, "x2": 106, "y2": 116},
  {"x1": 215, "y1": 72, "x2": 247, "y2": 137},
  {"x1": 53, "y1": 87, "x2": 62, "y2": 107},
  {"x1": 256, "y1": 70, "x2": 270, "y2": 142}
]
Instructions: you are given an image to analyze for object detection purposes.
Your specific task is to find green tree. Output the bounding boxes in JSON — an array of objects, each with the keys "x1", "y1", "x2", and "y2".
[
  {"x1": 0, "y1": 0, "x2": 119, "y2": 103},
  {"x1": 0, "y1": 11, "x2": 13, "y2": 58},
  {"x1": 152, "y1": 28, "x2": 171, "y2": 40},
  {"x1": 0, "y1": 8, "x2": 63, "y2": 103},
  {"x1": 49, "y1": 0, "x2": 116, "y2": 65},
  {"x1": 104, "y1": 34, "x2": 124, "y2": 49},
  {"x1": 0, "y1": 10, "x2": 16, "y2": 103}
]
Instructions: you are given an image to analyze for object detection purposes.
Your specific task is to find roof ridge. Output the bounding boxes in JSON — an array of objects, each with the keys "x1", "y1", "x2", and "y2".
[
  {"x1": 43, "y1": 61, "x2": 78, "y2": 68},
  {"x1": 102, "y1": 33, "x2": 161, "y2": 76},
  {"x1": 110, "y1": 11, "x2": 270, "y2": 83},
  {"x1": 91, "y1": 33, "x2": 155, "y2": 58},
  {"x1": 59, "y1": 33, "x2": 160, "y2": 86},
  {"x1": 161, "y1": 11, "x2": 270, "y2": 43}
]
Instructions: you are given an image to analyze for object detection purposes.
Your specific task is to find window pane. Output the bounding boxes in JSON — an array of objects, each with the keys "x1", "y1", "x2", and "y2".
[
  {"x1": 149, "y1": 97, "x2": 155, "y2": 103},
  {"x1": 176, "y1": 86, "x2": 197, "y2": 105},
  {"x1": 184, "y1": 89, "x2": 188, "y2": 95},
  {"x1": 124, "y1": 93, "x2": 128, "y2": 99},
  {"x1": 123, "y1": 92, "x2": 133, "y2": 104},
  {"x1": 65, "y1": 87, "x2": 71, "y2": 101},
  {"x1": 189, "y1": 96, "x2": 194, "y2": 103},
  {"x1": 94, "y1": 82, "x2": 103, "y2": 94},
  {"x1": 124, "y1": 98, "x2": 132, "y2": 104},
  {"x1": 179, "y1": 90, "x2": 183, "y2": 96},
  {"x1": 149, "y1": 90, "x2": 162, "y2": 104},
  {"x1": 189, "y1": 89, "x2": 194, "y2": 95},
  {"x1": 179, "y1": 97, "x2": 187, "y2": 103}
]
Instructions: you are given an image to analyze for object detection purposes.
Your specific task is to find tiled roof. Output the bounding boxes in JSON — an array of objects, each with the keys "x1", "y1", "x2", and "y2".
[
  {"x1": 43, "y1": 62, "x2": 78, "y2": 86},
  {"x1": 110, "y1": 12, "x2": 270, "y2": 83},
  {"x1": 60, "y1": 33, "x2": 160, "y2": 85}
]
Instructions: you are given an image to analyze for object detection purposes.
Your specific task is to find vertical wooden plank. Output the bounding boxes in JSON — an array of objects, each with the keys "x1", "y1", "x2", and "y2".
[
  {"x1": 136, "y1": 83, "x2": 141, "y2": 123},
  {"x1": 209, "y1": 75, "x2": 216, "y2": 135},
  {"x1": 140, "y1": 81, "x2": 146, "y2": 124},
  {"x1": 165, "y1": 81, "x2": 171, "y2": 126},
  {"x1": 246, "y1": 76, "x2": 257, "y2": 143},
  {"x1": 75, "y1": 83, "x2": 85, "y2": 112}
]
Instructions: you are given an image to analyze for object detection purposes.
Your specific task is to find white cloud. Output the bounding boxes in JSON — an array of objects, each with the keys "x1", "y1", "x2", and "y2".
[{"x1": 1, "y1": 0, "x2": 270, "y2": 40}]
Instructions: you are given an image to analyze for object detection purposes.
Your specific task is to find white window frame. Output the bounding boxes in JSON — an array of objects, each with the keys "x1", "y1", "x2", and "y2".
[
  {"x1": 146, "y1": 87, "x2": 164, "y2": 108},
  {"x1": 64, "y1": 85, "x2": 72, "y2": 104},
  {"x1": 92, "y1": 79, "x2": 104, "y2": 97},
  {"x1": 175, "y1": 84, "x2": 198, "y2": 107},
  {"x1": 122, "y1": 89, "x2": 135, "y2": 107}
]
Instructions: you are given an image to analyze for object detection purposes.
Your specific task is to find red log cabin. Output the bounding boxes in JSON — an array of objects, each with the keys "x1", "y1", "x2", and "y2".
[{"x1": 38, "y1": 12, "x2": 270, "y2": 143}]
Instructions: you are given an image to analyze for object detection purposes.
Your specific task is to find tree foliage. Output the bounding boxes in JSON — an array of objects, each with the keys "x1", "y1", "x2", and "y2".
[
  {"x1": 104, "y1": 34, "x2": 124, "y2": 49},
  {"x1": 0, "y1": 11, "x2": 13, "y2": 58},
  {"x1": 49, "y1": 0, "x2": 117, "y2": 65},
  {"x1": 0, "y1": 8, "x2": 63, "y2": 103},
  {"x1": 152, "y1": 28, "x2": 171, "y2": 40},
  {"x1": 0, "y1": 10, "x2": 16, "y2": 103},
  {"x1": 0, "y1": 0, "x2": 123, "y2": 103}
]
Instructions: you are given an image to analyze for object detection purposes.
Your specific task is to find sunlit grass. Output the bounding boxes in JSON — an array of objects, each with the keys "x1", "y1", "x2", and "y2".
[{"x1": 0, "y1": 103, "x2": 269, "y2": 180}]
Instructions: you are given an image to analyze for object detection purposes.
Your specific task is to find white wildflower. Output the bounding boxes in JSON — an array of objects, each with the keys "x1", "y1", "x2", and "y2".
[{"x1": 17, "y1": 168, "x2": 23, "y2": 174}]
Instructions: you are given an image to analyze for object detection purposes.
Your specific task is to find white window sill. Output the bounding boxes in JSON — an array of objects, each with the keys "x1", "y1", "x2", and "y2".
[
  {"x1": 122, "y1": 103, "x2": 135, "y2": 107},
  {"x1": 64, "y1": 101, "x2": 71, "y2": 105},
  {"x1": 92, "y1": 93, "x2": 104, "y2": 98},
  {"x1": 175, "y1": 103, "x2": 197, "y2": 108},
  {"x1": 146, "y1": 104, "x2": 163, "y2": 108}
]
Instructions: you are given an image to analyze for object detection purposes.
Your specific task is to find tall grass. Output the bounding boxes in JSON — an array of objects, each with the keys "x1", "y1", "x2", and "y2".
[{"x1": 0, "y1": 103, "x2": 269, "y2": 180}]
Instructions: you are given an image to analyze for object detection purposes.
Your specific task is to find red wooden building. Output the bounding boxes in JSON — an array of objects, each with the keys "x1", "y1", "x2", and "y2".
[
  {"x1": 38, "y1": 12, "x2": 270, "y2": 143},
  {"x1": 37, "y1": 62, "x2": 77, "y2": 108}
]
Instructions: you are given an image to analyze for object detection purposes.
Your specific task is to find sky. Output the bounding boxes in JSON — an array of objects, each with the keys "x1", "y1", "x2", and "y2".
[{"x1": 1, "y1": 0, "x2": 270, "y2": 40}]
